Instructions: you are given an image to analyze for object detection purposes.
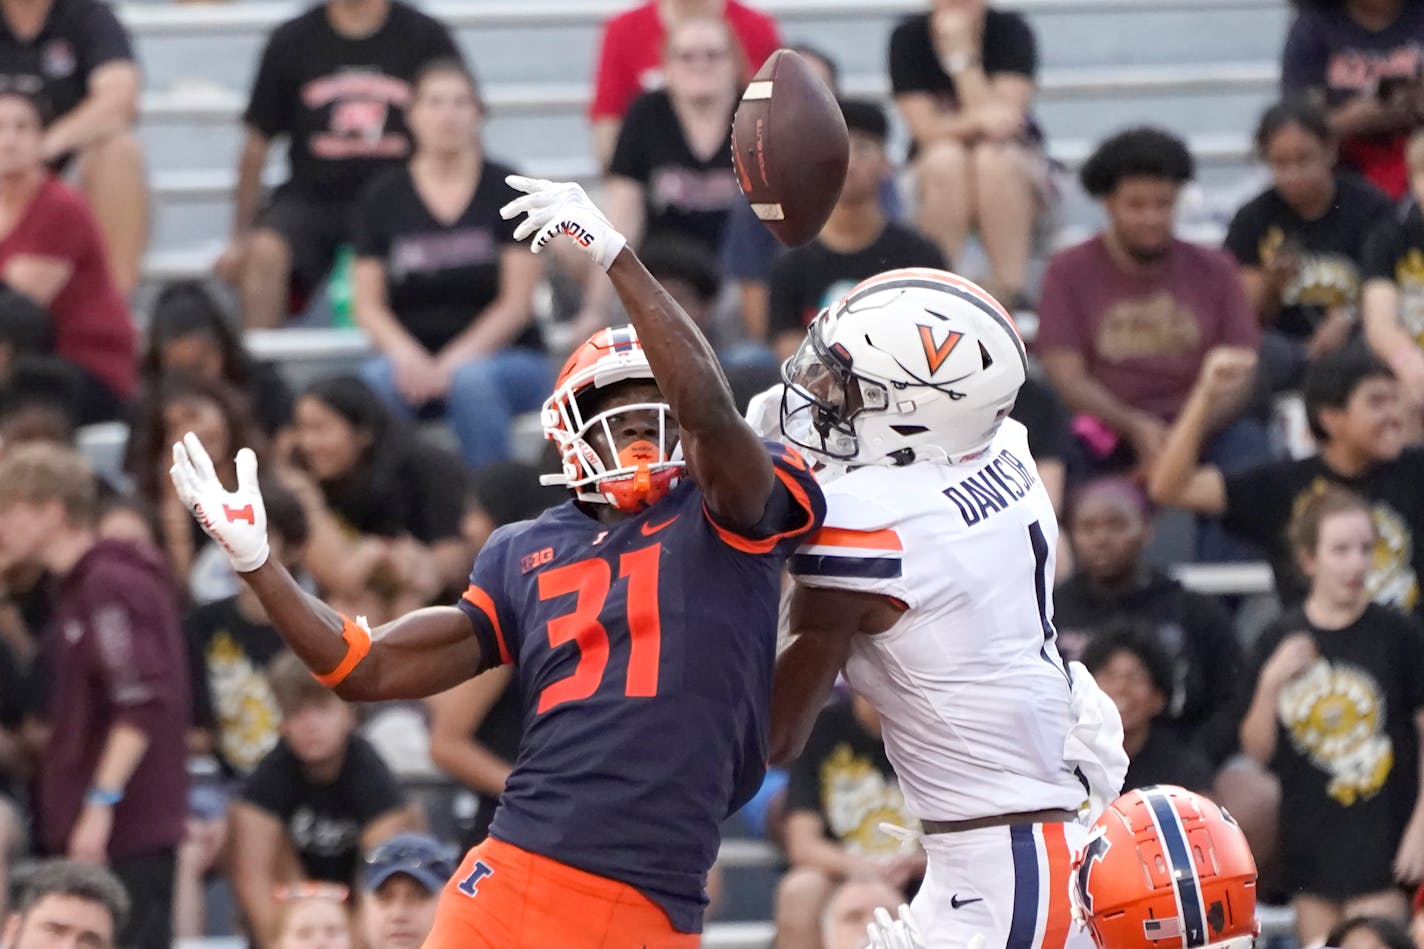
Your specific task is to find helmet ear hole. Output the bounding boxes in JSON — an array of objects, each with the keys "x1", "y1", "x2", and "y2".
[{"x1": 979, "y1": 340, "x2": 994, "y2": 369}]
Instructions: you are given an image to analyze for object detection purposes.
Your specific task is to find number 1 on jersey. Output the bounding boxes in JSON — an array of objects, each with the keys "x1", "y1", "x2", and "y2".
[{"x1": 535, "y1": 543, "x2": 664, "y2": 713}]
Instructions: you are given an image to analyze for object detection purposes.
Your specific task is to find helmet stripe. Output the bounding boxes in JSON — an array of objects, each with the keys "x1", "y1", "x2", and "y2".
[
  {"x1": 841, "y1": 272, "x2": 1028, "y2": 374},
  {"x1": 1142, "y1": 788, "x2": 1209, "y2": 947}
]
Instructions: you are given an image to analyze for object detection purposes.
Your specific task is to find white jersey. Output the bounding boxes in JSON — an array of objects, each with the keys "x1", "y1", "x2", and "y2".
[{"x1": 790, "y1": 419, "x2": 1085, "y2": 822}]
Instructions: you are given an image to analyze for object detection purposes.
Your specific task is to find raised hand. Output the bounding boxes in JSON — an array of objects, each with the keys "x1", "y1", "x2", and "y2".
[
  {"x1": 500, "y1": 175, "x2": 627, "y2": 271},
  {"x1": 169, "y1": 432, "x2": 271, "y2": 573}
]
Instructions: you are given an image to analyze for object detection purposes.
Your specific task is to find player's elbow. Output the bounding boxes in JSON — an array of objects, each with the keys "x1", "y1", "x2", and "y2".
[{"x1": 330, "y1": 663, "x2": 382, "y2": 703}]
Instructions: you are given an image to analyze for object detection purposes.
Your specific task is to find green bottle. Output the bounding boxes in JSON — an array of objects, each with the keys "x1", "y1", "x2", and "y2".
[{"x1": 329, "y1": 243, "x2": 355, "y2": 327}]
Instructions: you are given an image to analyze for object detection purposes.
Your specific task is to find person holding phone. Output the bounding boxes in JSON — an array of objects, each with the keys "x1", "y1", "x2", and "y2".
[{"x1": 1282, "y1": 0, "x2": 1424, "y2": 199}]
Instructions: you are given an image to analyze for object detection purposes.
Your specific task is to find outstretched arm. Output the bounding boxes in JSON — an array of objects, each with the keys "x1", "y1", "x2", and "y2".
[
  {"x1": 770, "y1": 584, "x2": 904, "y2": 764},
  {"x1": 607, "y1": 252, "x2": 774, "y2": 527},
  {"x1": 242, "y1": 560, "x2": 481, "y2": 702},
  {"x1": 501, "y1": 176, "x2": 774, "y2": 530},
  {"x1": 170, "y1": 434, "x2": 483, "y2": 702}
]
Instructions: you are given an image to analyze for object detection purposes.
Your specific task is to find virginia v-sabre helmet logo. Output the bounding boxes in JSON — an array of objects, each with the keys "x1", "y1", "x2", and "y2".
[{"x1": 780, "y1": 268, "x2": 1027, "y2": 467}]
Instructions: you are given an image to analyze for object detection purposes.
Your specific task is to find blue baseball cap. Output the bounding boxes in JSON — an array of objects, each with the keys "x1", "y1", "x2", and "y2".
[{"x1": 363, "y1": 834, "x2": 459, "y2": 894}]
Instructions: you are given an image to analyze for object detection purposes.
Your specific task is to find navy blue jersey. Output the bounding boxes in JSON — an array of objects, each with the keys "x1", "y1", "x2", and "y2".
[{"x1": 455, "y1": 442, "x2": 823, "y2": 932}]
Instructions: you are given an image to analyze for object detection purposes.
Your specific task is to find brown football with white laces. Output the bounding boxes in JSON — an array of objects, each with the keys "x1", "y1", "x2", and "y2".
[{"x1": 731, "y1": 48, "x2": 849, "y2": 247}]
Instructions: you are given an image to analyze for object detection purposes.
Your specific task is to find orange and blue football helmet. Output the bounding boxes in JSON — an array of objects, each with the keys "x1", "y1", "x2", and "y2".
[
  {"x1": 541, "y1": 325, "x2": 684, "y2": 512},
  {"x1": 1074, "y1": 786, "x2": 1258, "y2": 949}
]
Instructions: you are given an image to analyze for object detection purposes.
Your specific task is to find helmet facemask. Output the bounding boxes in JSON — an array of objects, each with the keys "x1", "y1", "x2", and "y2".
[
  {"x1": 543, "y1": 381, "x2": 683, "y2": 512},
  {"x1": 779, "y1": 316, "x2": 889, "y2": 461}
]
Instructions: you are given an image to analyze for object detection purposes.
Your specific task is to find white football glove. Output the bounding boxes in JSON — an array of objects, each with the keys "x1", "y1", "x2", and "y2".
[
  {"x1": 500, "y1": 175, "x2": 627, "y2": 271},
  {"x1": 865, "y1": 904, "x2": 925, "y2": 949},
  {"x1": 169, "y1": 432, "x2": 270, "y2": 573}
]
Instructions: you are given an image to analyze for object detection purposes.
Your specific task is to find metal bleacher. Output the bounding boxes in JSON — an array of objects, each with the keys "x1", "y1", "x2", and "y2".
[
  {"x1": 122, "y1": 1, "x2": 1292, "y2": 945},
  {"x1": 125, "y1": 0, "x2": 1290, "y2": 287}
]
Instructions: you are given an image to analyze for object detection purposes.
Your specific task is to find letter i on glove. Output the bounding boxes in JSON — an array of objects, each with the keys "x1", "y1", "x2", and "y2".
[
  {"x1": 170, "y1": 432, "x2": 271, "y2": 573},
  {"x1": 500, "y1": 175, "x2": 628, "y2": 271}
]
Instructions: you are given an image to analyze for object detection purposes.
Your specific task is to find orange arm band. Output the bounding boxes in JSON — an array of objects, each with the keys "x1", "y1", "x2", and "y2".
[{"x1": 314, "y1": 615, "x2": 372, "y2": 689}]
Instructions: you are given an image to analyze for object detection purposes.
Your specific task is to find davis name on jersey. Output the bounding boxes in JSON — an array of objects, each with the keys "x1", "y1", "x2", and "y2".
[{"x1": 791, "y1": 419, "x2": 1086, "y2": 822}]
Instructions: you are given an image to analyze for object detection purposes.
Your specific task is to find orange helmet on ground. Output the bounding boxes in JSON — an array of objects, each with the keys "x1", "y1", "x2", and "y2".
[
  {"x1": 1074, "y1": 786, "x2": 1258, "y2": 949},
  {"x1": 541, "y1": 325, "x2": 683, "y2": 512}
]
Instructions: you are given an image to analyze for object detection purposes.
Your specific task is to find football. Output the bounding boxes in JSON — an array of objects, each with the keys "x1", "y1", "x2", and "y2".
[{"x1": 731, "y1": 49, "x2": 849, "y2": 247}]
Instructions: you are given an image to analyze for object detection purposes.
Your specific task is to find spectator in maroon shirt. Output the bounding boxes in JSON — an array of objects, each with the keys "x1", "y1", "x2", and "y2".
[
  {"x1": 0, "y1": 443, "x2": 189, "y2": 949},
  {"x1": 0, "y1": 0, "x2": 149, "y2": 296},
  {"x1": 1037, "y1": 127, "x2": 1266, "y2": 483},
  {"x1": 0, "y1": 87, "x2": 134, "y2": 423}
]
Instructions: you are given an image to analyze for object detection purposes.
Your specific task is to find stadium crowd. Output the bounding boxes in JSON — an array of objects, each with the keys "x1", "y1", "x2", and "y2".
[{"x1": 6, "y1": 0, "x2": 1424, "y2": 946}]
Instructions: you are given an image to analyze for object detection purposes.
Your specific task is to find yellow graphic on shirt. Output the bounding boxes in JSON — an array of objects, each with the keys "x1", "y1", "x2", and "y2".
[
  {"x1": 1258, "y1": 228, "x2": 1359, "y2": 313},
  {"x1": 207, "y1": 631, "x2": 282, "y2": 773},
  {"x1": 1290, "y1": 480, "x2": 1418, "y2": 611},
  {"x1": 1393, "y1": 249, "x2": 1424, "y2": 348},
  {"x1": 819, "y1": 744, "x2": 919, "y2": 857},
  {"x1": 1095, "y1": 291, "x2": 1202, "y2": 361},
  {"x1": 1277, "y1": 658, "x2": 1393, "y2": 806}
]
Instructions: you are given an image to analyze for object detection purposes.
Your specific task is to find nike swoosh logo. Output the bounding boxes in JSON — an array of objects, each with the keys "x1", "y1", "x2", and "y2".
[
  {"x1": 640, "y1": 514, "x2": 679, "y2": 536},
  {"x1": 950, "y1": 894, "x2": 983, "y2": 909}
]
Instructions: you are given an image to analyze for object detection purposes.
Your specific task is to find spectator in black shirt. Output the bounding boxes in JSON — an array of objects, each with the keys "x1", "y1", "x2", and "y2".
[
  {"x1": 774, "y1": 693, "x2": 922, "y2": 949},
  {"x1": 1056, "y1": 476, "x2": 1244, "y2": 764},
  {"x1": 1362, "y1": 129, "x2": 1424, "y2": 427},
  {"x1": 287, "y1": 376, "x2": 471, "y2": 624},
  {"x1": 1082, "y1": 625, "x2": 1215, "y2": 793},
  {"x1": 889, "y1": 0, "x2": 1045, "y2": 305},
  {"x1": 141, "y1": 282, "x2": 295, "y2": 440},
  {"x1": 232, "y1": 651, "x2": 418, "y2": 948},
  {"x1": 0, "y1": 0, "x2": 147, "y2": 295},
  {"x1": 1225, "y1": 99, "x2": 1393, "y2": 389},
  {"x1": 1150, "y1": 344, "x2": 1424, "y2": 617},
  {"x1": 766, "y1": 99, "x2": 945, "y2": 361},
  {"x1": 577, "y1": 15, "x2": 742, "y2": 334},
  {"x1": 216, "y1": 0, "x2": 460, "y2": 329},
  {"x1": 1240, "y1": 487, "x2": 1424, "y2": 943},
  {"x1": 352, "y1": 59, "x2": 549, "y2": 471},
  {"x1": 187, "y1": 481, "x2": 310, "y2": 779}
]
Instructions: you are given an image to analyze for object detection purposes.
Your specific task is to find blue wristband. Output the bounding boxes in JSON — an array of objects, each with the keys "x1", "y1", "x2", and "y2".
[{"x1": 85, "y1": 787, "x2": 123, "y2": 807}]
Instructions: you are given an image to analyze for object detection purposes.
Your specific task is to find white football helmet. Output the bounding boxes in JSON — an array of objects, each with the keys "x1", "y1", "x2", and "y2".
[{"x1": 780, "y1": 268, "x2": 1028, "y2": 466}]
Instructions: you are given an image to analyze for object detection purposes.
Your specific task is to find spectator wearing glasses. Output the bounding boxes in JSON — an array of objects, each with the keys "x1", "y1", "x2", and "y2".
[
  {"x1": 576, "y1": 15, "x2": 743, "y2": 335},
  {"x1": 361, "y1": 834, "x2": 457, "y2": 949},
  {"x1": 588, "y1": 0, "x2": 780, "y2": 171}
]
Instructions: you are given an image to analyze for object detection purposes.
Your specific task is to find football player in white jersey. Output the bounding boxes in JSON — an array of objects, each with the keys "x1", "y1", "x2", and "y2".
[{"x1": 769, "y1": 268, "x2": 1125, "y2": 949}]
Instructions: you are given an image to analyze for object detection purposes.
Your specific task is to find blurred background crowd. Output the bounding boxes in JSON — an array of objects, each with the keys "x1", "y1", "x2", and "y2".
[{"x1": 7, "y1": 0, "x2": 1424, "y2": 947}]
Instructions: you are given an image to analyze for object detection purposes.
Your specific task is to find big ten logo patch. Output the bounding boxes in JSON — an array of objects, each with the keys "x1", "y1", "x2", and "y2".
[{"x1": 521, "y1": 547, "x2": 555, "y2": 574}]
